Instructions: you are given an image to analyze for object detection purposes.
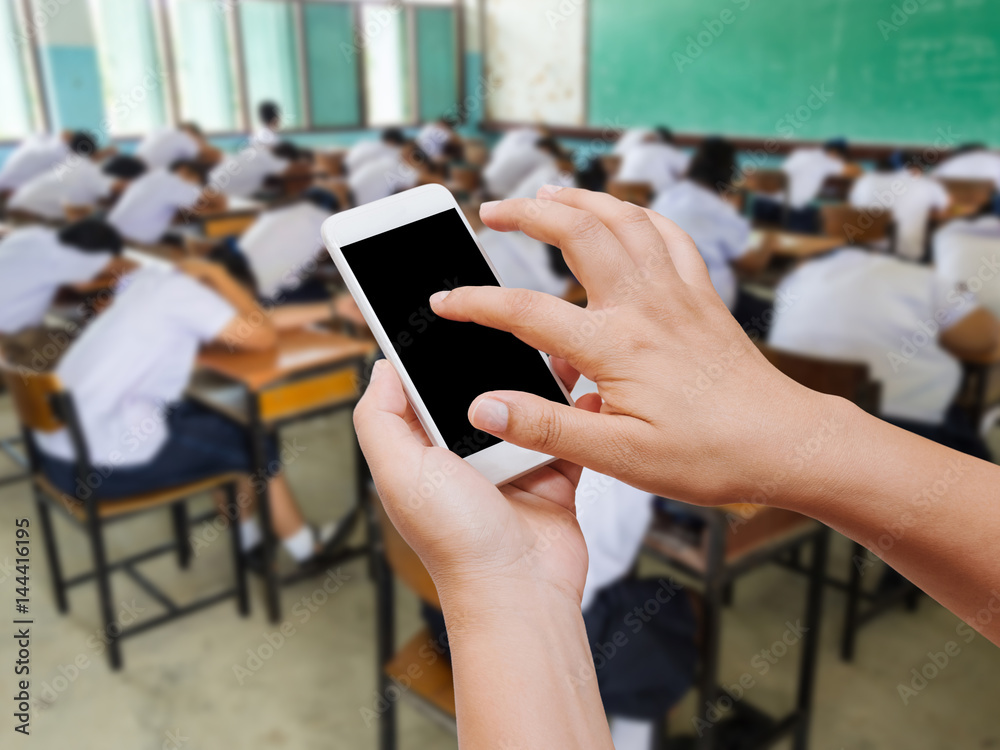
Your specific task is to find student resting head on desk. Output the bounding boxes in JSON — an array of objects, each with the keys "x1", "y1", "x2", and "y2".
[
  {"x1": 344, "y1": 128, "x2": 406, "y2": 175},
  {"x1": 0, "y1": 131, "x2": 98, "y2": 194},
  {"x1": 30, "y1": 253, "x2": 343, "y2": 568},
  {"x1": 650, "y1": 137, "x2": 773, "y2": 334},
  {"x1": 615, "y1": 126, "x2": 691, "y2": 198},
  {"x1": 134, "y1": 122, "x2": 221, "y2": 171},
  {"x1": 0, "y1": 218, "x2": 129, "y2": 341},
  {"x1": 416, "y1": 114, "x2": 460, "y2": 161},
  {"x1": 208, "y1": 140, "x2": 310, "y2": 200},
  {"x1": 483, "y1": 132, "x2": 560, "y2": 200},
  {"x1": 934, "y1": 203, "x2": 1000, "y2": 319},
  {"x1": 849, "y1": 150, "x2": 951, "y2": 262},
  {"x1": 506, "y1": 137, "x2": 576, "y2": 201},
  {"x1": 933, "y1": 142, "x2": 1000, "y2": 193},
  {"x1": 347, "y1": 141, "x2": 435, "y2": 206},
  {"x1": 107, "y1": 159, "x2": 220, "y2": 246}
]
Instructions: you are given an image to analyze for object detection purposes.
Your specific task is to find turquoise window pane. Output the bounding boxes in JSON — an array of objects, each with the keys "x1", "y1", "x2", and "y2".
[
  {"x1": 303, "y1": 2, "x2": 360, "y2": 127},
  {"x1": 239, "y1": 1, "x2": 304, "y2": 128},
  {"x1": 415, "y1": 8, "x2": 458, "y2": 123}
]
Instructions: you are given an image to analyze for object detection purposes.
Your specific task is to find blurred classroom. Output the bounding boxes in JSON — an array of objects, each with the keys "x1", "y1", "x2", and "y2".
[{"x1": 1, "y1": 0, "x2": 999, "y2": 748}]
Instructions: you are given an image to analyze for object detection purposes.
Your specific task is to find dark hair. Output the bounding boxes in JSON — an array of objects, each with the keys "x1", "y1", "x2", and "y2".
[
  {"x1": 407, "y1": 143, "x2": 431, "y2": 167},
  {"x1": 823, "y1": 138, "x2": 849, "y2": 158},
  {"x1": 57, "y1": 218, "x2": 124, "y2": 256},
  {"x1": 68, "y1": 131, "x2": 97, "y2": 157},
  {"x1": 441, "y1": 140, "x2": 465, "y2": 163},
  {"x1": 179, "y1": 121, "x2": 203, "y2": 138},
  {"x1": 876, "y1": 154, "x2": 898, "y2": 172},
  {"x1": 382, "y1": 128, "x2": 406, "y2": 146},
  {"x1": 655, "y1": 127, "x2": 676, "y2": 144},
  {"x1": 259, "y1": 101, "x2": 280, "y2": 127},
  {"x1": 954, "y1": 143, "x2": 986, "y2": 156},
  {"x1": 102, "y1": 154, "x2": 147, "y2": 180},
  {"x1": 169, "y1": 159, "x2": 209, "y2": 185},
  {"x1": 302, "y1": 187, "x2": 339, "y2": 213},
  {"x1": 536, "y1": 136, "x2": 564, "y2": 159},
  {"x1": 687, "y1": 137, "x2": 737, "y2": 194},
  {"x1": 208, "y1": 240, "x2": 259, "y2": 295},
  {"x1": 272, "y1": 141, "x2": 303, "y2": 161},
  {"x1": 575, "y1": 156, "x2": 608, "y2": 193}
]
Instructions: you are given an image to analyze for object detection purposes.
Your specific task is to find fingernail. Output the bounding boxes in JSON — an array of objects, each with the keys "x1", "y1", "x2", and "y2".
[
  {"x1": 538, "y1": 184, "x2": 564, "y2": 196},
  {"x1": 370, "y1": 359, "x2": 388, "y2": 380},
  {"x1": 471, "y1": 399, "x2": 508, "y2": 432},
  {"x1": 429, "y1": 290, "x2": 450, "y2": 306},
  {"x1": 480, "y1": 200, "x2": 501, "y2": 214}
]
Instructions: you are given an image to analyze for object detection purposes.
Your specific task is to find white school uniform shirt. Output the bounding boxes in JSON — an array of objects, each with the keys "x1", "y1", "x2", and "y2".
[
  {"x1": 0, "y1": 135, "x2": 70, "y2": 191},
  {"x1": 345, "y1": 140, "x2": 399, "y2": 173},
  {"x1": 208, "y1": 146, "x2": 289, "y2": 199},
  {"x1": 617, "y1": 142, "x2": 691, "y2": 197},
  {"x1": 782, "y1": 148, "x2": 845, "y2": 209},
  {"x1": 933, "y1": 150, "x2": 1000, "y2": 191},
  {"x1": 477, "y1": 226, "x2": 569, "y2": 298},
  {"x1": 933, "y1": 216, "x2": 1000, "y2": 317},
  {"x1": 506, "y1": 158, "x2": 573, "y2": 201},
  {"x1": 0, "y1": 227, "x2": 112, "y2": 335},
  {"x1": 484, "y1": 146, "x2": 550, "y2": 199},
  {"x1": 240, "y1": 202, "x2": 329, "y2": 299},
  {"x1": 491, "y1": 127, "x2": 542, "y2": 164},
  {"x1": 849, "y1": 170, "x2": 950, "y2": 261},
  {"x1": 34, "y1": 268, "x2": 236, "y2": 467},
  {"x1": 7, "y1": 159, "x2": 113, "y2": 220},
  {"x1": 769, "y1": 249, "x2": 972, "y2": 425},
  {"x1": 571, "y1": 379, "x2": 654, "y2": 613},
  {"x1": 108, "y1": 169, "x2": 202, "y2": 245},
  {"x1": 651, "y1": 181, "x2": 751, "y2": 310},
  {"x1": 612, "y1": 128, "x2": 654, "y2": 157},
  {"x1": 348, "y1": 153, "x2": 419, "y2": 206},
  {"x1": 135, "y1": 128, "x2": 201, "y2": 170},
  {"x1": 416, "y1": 123, "x2": 453, "y2": 159}
]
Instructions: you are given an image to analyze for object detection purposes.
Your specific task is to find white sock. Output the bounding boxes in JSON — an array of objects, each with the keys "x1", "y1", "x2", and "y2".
[
  {"x1": 239, "y1": 518, "x2": 262, "y2": 551},
  {"x1": 282, "y1": 525, "x2": 315, "y2": 563},
  {"x1": 609, "y1": 716, "x2": 656, "y2": 750}
]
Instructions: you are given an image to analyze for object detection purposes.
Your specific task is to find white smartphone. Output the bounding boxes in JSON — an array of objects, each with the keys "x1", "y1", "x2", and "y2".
[{"x1": 322, "y1": 183, "x2": 573, "y2": 486}]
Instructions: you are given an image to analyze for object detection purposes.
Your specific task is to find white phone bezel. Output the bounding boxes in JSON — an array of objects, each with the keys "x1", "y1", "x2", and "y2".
[{"x1": 321, "y1": 183, "x2": 573, "y2": 486}]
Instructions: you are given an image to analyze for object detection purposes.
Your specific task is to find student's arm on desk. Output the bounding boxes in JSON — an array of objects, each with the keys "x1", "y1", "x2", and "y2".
[
  {"x1": 940, "y1": 308, "x2": 1000, "y2": 360},
  {"x1": 190, "y1": 190, "x2": 228, "y2": 216},
  {"x1": 269, "y1": 302, "x2": 334, "y2": 331},
  {"x1": 178, "y1": 258, "x2": 277, "y2": 351},
  {"x1": 734, "y1": 235, "x2": 774, "y2": 275}
]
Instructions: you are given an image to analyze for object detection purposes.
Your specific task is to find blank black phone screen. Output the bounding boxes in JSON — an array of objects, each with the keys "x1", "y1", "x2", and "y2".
[{"x1": 342, "y1": 208, "x2": 569, "y2": 458}]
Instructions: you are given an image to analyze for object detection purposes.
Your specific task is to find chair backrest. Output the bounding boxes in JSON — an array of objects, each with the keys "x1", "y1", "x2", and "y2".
[
  {"x1": 820, "y1": 204, "x2": 892, "y2": 246},
  {"x1": 315, "y1": 151, "x2": 345, "y2": 177},
  {"x1": 373, "y1": 492, "x2": 442, "y2": 610},
  {"x1": 938, "y1": 178, "x2": 995, "y2": 212},
  {"x1": 758, "y1": 345, "x2": 881, "y2": 413},
  {"x1": 0, "y1": 356, "x2": 65, "y2": 433},
  {"x1": 817, "y1": 175, "x2": 856, "y2": 202},
  {"x1": 450, "y1": 165, "x2": 481, "y2": 193},
  {"x1": 607, "y1": 180, "x2": 653, "y2": 207},
  {"x1": 742, "y1": 169, "x2": 788, "y2": 195}
]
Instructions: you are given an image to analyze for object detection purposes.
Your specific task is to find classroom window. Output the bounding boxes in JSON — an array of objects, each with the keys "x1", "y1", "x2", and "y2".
[
  {"x1": 89, "y1": 0, "x2": 169, "y2": 135},
  {"x1": 0, "y1": 1, "x2": 44, "y2": 139},
  {"x1": 303, "y1": 1, "x2": 361, "y2": 128},
  {"x1": 166, "y1": 0, "x2": 243, "y2": 132},
  {"x1": 361, "y1": 3, "x2": 414, "y2": 127},
  {"x1": 238, "y1": 0, "x2": 305, "y2": 129}
]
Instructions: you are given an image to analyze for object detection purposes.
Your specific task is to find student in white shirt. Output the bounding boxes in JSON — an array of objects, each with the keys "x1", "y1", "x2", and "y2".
[
  {"x1": 416, "y1": 116, "x2": 459, "y2": 160},
  {"x1": 781, "y1": 138, "x2": 862, "y2": 232},
  {"x1": 612, "y1": 127, "x2": 654, "y2": 157},
  {"x1": 769, "y1": 248, "x2": 1000, "y2": 454},
  {"x1": 348, "y1": 141, "x2": 431, "y2": 206},
  {"x1": 651, "y1": 138, "x2": 772, "y2": 329},
  {"x1": 0, "y1": 131, "x2": 98, "y2": 193},
  {"x1": 236, "y1": 188, "x2": 339, "y2": 301},
  {"x1": 483, "y1": 134, "x2": 554, "y2": 199},
  {"x1": 135, "y1": 122, "x2": 220, "y2": 170},
  {"x1": 345, "y1": 128, "x2": 406, "y2": 174},
  {"x1": 6, "y1": 148, "x2": 114, "y2": 222},
  {"x1": 933, "y1": 208, "x2": 1000, "y2": 318},
  {"x1": 850, "y1": 152, "x2": 951, "y2": 262},
  {"x1": 491, "y1": 126, "x2": 545, "y2": 166},
  {"x1": 109, "y1": 161, "x2": 220, "y2": 245},
  {"x1": 506, "y1": 141, "x2": 576, "y2": 201},
  {"x1": 0, "y1": 219, "x2": 128, "y2": 335},
  {"x1": 33, "y1": 253, "x2": 342, "y2": 567},
  {"x1": 933, "y1": 143, "x2": 1000, "y2": 192},
  {"x1": 253, "y1": 101, "x2": 282, "y2": 147},
  {"x1": 208, "y1": 141, "x2": 306, "y2": 199},
  {"x1": 615, "y1": 127, "x2": 691, "y2": 197}
]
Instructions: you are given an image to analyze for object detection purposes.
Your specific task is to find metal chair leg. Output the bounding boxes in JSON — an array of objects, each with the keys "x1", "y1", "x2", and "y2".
[
  {"x1": 375, "y1": 550, "x2": 397, "y2": 750},
  {"x1": 841, "y1": 541, "x2": 864, "y2": 662},
  {"x1": 36, "y1": 496, "x2": 68, "y2": 613},
  {"x1": 226, "y1": 484, "x2": 250, "y2": 617},
  {"x1": 793, "y1": 528, "x2": 829, "y2": 750},
  {"x1": 88, "y1": 513, "x2": 122, "y2": 670},
  {"x1": 171, "y1": 501, "x2": 191, "y2": 570}
]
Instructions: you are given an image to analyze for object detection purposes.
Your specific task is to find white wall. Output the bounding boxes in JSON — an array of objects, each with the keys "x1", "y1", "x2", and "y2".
[{"x1": 483, "y1": 0, "x2": 586, "y2": 125}]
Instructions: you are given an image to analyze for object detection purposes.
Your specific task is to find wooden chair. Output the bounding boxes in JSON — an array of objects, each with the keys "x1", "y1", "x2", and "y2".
[
  {"x1": 462, "y1": 139, "x2": 489, "y2": 168},
  {"x1": 1, "y1": 359, "x2": 249, "y2": 670},
  {"x1": 371, "y1": 491, "x2": 455, "y2": 750},
  {"x1": 607, "y1": 180, "x2": 654, "y2": 207},
  {"x1": 938, "y1": 178, "x2": 995, "y2": 213},
  {"x1": 740, "y1": 169, "x2": 788, "y2": 197},
  {"x1": 820, "y1": 204, "x2": 893, "y2": 248},
  {"x1": 314, "y1": 150, "x2": 346, "y2": 178},
  {"x1": 817, "y1": 175, "x2": 856, "y2": 202},
  {"x1": 449, "y1": 164, "x2": 481, "y2": 194}
]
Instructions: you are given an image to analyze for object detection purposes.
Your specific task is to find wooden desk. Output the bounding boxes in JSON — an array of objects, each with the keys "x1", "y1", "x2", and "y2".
[
  {"x1": 192, "y1": 197, "x2": 265, "y2": 239},
  {"x1": 643, "y1": 500, "x2": 828, "y2": 750},
  {"x1": 189, "y1": 328, "x2": 376, "y2": 621},
  {"x1": 750, "y1": 230, "x2": 844, "y2": 260},
  {"x1": 958, "y1": 340, "x2": 1000, "y2": 425}
]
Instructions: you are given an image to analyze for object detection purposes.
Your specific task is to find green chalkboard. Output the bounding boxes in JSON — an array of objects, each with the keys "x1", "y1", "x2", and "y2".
[
  {"x1": 304, "y1": 2, "x2": 361, "y2": 128},
  {"x1": 416, "y1": 8, "x2": 459, "y2": 123},
  {"x1": 589, "y1": 0, "x2": 1000, "y2": 146}
]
